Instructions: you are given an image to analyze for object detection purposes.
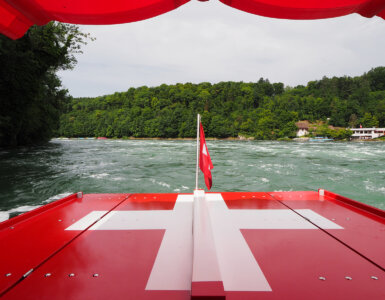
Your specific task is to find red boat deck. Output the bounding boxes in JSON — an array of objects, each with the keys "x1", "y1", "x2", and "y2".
[{"x1": 1, "y1": 190, "x2": 384, "y2": 299}]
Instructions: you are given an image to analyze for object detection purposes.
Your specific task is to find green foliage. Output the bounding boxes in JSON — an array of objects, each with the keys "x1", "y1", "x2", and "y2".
[
  {"x1": 359, "y1": 113, "x2": 379, "y2": 128},
  {"x1": 58, "y1": 67, "x2": 385, "y2": 140},
  {"x1": 2, "y1": 25, "x2": 385, "y2": 144},
  {"x1": 309, "y1": 124, "x2": 352, "y2": 140},
  {"x1": 58, "y1": 81, "x2": 304, "y2": 140},
  {"x1": 0, "y1": 22, "x2": 92, "y2": 147},
  {"x1": 331, "y1": 128, "x2": 353, "y2": 140}
]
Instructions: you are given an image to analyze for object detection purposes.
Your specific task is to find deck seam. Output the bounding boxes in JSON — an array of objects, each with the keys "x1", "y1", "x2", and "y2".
[
  {"x1": 0, "y1": 194, "x2": 131, "y2": 298},
  {"x1": 269, "y1": 194, "x2": 385, "y2": 274}
]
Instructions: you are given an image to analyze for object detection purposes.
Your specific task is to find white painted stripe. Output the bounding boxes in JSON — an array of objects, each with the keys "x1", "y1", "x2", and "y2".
[
  {"x1": 145, "y1": 195, "x2": 193, "y2": 290},
  {"x1": 65, "y1": 211, "x2": 107, "y2": 230},
  {"x1": 89, "y1": 211, "x2": 117, "y2": 230},
  {"x1": 192, "y1": 190, "x2": 222, "y2": 282},
  {"x1": 66, "y1": 195, "x2": 194, "y2": 291},
  {"x1": 233, "y1": 209, "x2": 317, "y2": 229},
  {"x1": 65, "y1": 193, "x2": 343, "y2": 292},
  {"x1": 205, "y1": 194, "x2": 343, "y2": 291},
  {"x1": 206, "y1": 193, "x2": 272, "y2": 292},
  {"x1": 295, "y1": 209, "x2": 343, "y2": 229},
  {"x1": 90, "y1": 210, "x2": 173, "y2": 230}
]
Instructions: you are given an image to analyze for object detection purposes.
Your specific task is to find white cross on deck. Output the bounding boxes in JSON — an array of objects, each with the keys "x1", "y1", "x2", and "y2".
[{"x1": 66, "y1": 193, "x2": 343, "y2": 292}]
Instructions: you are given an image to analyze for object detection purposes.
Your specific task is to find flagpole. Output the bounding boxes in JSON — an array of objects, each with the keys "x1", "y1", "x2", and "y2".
[{"x1": 195, "y1": 114, "x2": 200, "y2": 190}]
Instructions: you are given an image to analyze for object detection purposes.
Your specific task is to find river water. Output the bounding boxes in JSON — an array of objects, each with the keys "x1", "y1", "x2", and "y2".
[{"x1": 0, "y1": 139, "x2": 384, "y2": 221}]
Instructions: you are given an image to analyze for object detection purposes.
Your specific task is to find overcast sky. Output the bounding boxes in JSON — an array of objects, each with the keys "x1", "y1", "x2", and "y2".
[{"x1": 58, "y1": 1, "x2": 385, "y2": 98}]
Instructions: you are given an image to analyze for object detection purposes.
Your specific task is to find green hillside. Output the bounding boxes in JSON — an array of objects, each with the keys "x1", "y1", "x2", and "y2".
[{"x1": 58, "y1": 67, "x2": 385, "y2": 140}]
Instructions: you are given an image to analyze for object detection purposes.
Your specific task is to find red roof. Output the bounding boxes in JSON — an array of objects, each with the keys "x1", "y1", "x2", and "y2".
[
  {"x1": 1, "y1": 0, "x2": 385, "y2": 39},
  {"x1": 295, "y1": 121, "x2": 310, "y2": 130}
]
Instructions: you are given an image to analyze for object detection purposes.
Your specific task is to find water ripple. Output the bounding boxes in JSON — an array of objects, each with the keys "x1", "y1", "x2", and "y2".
[{"x1": 0, "y1": 139, "x2": 384, "y2": 213}]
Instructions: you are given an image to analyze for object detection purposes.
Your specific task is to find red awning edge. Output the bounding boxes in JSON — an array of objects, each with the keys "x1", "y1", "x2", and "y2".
[{"x1": 1, "y1": 0, "x2": 385, "y2": 39}]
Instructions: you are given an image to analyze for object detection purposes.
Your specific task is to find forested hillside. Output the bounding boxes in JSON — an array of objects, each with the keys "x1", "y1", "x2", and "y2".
[
  {"x1": 58, "y1": 67, "x2": 385, "y2": 139},
  {"x1": 0, "y1": 22, "x2": 91, "y2": 147}
]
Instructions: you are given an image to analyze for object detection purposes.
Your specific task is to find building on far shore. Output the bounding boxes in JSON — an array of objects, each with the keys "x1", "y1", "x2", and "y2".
[
  {"x1": 350, "y1": 128, "x2": 385, "y2": 140},
  {"x1": 295, "y1": 121, "x2": 309, "y2": 137}
]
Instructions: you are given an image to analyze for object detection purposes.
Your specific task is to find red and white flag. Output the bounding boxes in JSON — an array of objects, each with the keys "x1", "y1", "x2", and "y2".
[{"x1": 199, "y1": 122, "x2": 214, "y2": 190}]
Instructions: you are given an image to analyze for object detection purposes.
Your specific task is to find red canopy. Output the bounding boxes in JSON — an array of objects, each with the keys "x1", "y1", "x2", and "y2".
[{"x1": 1, "y1": 0, "x2": 385, "y2": 39}]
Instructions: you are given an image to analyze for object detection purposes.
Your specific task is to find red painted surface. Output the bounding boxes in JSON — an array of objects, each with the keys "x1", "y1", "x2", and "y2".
[
  {"x1": 1, "y1": 0, "x2": 385, "y2": 39},
  {"x1": 1, "y1": 191, "x2": 385, "y2": 299},
  {"x1": 191, "y1": 282, "x2": 225, "y2": 299},
  {"x1": 3, "y1": 230, "x2": 190, "y2": 300},
  {"x1": 220, "y1": 0, "x2": 385, "y2": 20},
  {"x1": 0, "y1": 0, "x2": 189, "y2": 39},
  {"x1": 324, "y1": 189, "x2": 385, "y2": 219},
  {"x1": 231, "y1": 229, "x2": 384, "y2": 299},
  {"x1": 221, "y1": 192, "x2": 385, "y2": 299},
  {"x1": 270, "y1": 190, "x2": 385, "y2": 270},
  {"x1": 116, "y1": 193, "x2": 178, "y2": 210},
  {"x1": 221, "y1": 191, "x2": 279, "y2": 209},
  {"x1": 0, "y1": 193, "x2": 129, "y2": 295}
]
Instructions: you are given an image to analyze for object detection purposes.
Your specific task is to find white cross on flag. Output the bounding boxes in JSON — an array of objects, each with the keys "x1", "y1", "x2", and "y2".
[{"x1": 199, "y1": 122, "x2": 213, "y2": 190}]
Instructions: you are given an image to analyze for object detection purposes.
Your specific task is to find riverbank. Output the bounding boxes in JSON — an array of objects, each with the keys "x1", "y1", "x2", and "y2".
[
  {"x1": 54, "y1": 136, "x2": 385, "y2": 142},
  {"x1": 55, "y1": 136, "x2": 255, "y2": 141}
]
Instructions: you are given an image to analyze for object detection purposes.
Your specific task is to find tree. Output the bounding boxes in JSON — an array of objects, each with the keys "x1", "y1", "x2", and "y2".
[
  {"x1": 348, "y1": 114, "x2": 358, "y2": 128},
  {"x1": 331, "y1": 128, "x2": 353, "y2": 140},
  {"x1": 360, "y1": 113, "x2": 379, "y2": 128},
  {"x1": 366, "y1": 67, "x2": 385, "y2": 91},
  {"x1": 56, "y1": 67, "x2": 385, "y2": 140},
  {"x1": 375, "y1": 100, "x2": 385, "y2": 127},
  {"x1": 0, "y1": 22, "x2": 93, "y2": 147}
]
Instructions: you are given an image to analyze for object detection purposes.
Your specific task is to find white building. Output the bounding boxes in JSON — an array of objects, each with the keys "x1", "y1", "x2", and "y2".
[
  {"x1": 350, "y1": 128, "x2": 385, "y2": 140},
  {"x1": 295, "y1": 121, "x2": 309, "y2": 137}
]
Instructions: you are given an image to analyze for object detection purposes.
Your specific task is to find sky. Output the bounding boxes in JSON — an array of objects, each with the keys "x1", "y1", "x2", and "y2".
[{"x1": 58, "y1": 1, "x2": 385, "y2": 98}]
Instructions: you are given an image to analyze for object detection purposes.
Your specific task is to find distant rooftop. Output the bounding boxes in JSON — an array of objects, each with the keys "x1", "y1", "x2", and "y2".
[{"x1": 295, "y1": 121, "x2": 309, "y2": 129}]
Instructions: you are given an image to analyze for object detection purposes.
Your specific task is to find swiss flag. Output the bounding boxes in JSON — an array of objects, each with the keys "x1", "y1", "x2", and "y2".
[{"x1": 199, "y1": 122, "x2": 214, "y2": 190}]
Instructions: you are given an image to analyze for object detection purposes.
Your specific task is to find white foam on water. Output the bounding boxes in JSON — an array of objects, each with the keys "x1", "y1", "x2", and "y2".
[
  {"x1": 359, "y1": 151, "x2": 376, "y2": 156},
  {"x1": 364, "y1": 180, "x2": 385, "y2": 195},
  {"x1": 97, "y1": 161, "x2": 114, "y2": 167},
  {"x1": 43, "y1": 192, "x2": 72, "y2": 203},
  {"x1": 89, "y1": 173, "x2": 109, "y2": 179},
  {"x1": 150, "y1": 178, "x2": 171, "y2": 188},
  {"x1": 11, "y1": 205, "x2": 41, "y2": 212},
  {"x1": 0, "y1": 212, "x2": 9, "y2": 222},
  {"x1": 1, "y1": 193, "x2": 77, "y2": 222},
  {"x1": 261, "y1": 178, "x2": 269, "y2": 183},
  {"x1": 0, "y1": 205, "x2": 42, "y2": 222}
]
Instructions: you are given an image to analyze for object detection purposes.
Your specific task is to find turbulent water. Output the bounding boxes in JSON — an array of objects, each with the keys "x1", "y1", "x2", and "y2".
[{"x1": 0, "y1": 139, "x2": 384, "y2": 221}]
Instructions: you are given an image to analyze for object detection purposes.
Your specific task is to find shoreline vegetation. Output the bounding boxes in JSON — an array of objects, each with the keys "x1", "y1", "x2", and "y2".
[
  {"x1": 58, "y1": 68, "x2": 385, "y2": 142},
  {"x1": 1, "y1": 22, "x2": 385, "y2": 147},
  {"x1": 54, "y1": 136, "x2": 385, "y2": 142},
  {"x1": 0, "y1": 23, "x2": 93, "y2": 147}
]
